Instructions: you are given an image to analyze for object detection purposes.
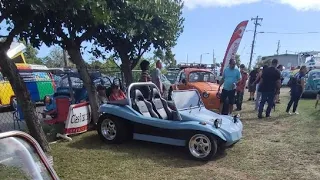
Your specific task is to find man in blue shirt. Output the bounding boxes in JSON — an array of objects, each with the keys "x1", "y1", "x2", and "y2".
[{"x1": 218, "y1": 59, "x2": 241, "y2": 115}]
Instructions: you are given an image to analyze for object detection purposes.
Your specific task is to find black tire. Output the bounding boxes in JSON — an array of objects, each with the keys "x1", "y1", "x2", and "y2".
[
  {"x1": 186, "y1": 133, "x2": 218, "y2": 161},
  {"x1": 97, "y1": 115, "x2": 129, "y2": 144}
]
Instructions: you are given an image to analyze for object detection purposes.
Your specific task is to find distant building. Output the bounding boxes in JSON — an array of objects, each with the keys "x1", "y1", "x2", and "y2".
[{"x1": 261, "y1": 54, "x2": 300, "y2": 69}]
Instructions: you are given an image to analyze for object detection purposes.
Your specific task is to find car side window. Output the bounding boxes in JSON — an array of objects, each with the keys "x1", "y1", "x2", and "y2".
[
  {"x1": 179, "y1": 72, "x2": 186, "y2": 83},
  {"x1": 176, "y1": 71, "x2": 182, "y2": 83}
]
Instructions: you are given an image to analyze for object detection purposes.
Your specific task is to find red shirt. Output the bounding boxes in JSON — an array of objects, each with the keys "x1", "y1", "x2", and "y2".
[
  {"x1": 236, "y1": 71, "x2": 248, "y2": 92},
  {"x1": 109, "y1": 90, "x2": 126, "y2": 101}
]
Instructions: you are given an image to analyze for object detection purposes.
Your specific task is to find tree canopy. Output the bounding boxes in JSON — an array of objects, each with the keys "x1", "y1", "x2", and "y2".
[
  {"x1": 95, "y1": 0, "x2": 184, "y2": 84},
  {"x1": 21, "y1": 40, "x2": 43, "y2": 64},
  {"x1": 0, "y1": 0, "x2": 53, "y2": 152}
]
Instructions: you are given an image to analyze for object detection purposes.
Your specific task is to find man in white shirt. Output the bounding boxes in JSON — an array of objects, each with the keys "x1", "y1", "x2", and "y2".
[{"x1": 151, "y1": 60, "x2": 163, "y2": 95}]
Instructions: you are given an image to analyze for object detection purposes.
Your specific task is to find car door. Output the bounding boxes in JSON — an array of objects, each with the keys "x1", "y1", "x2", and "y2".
[{"x1": 176, "y1": 71, "x2": 187, "y2": 90}]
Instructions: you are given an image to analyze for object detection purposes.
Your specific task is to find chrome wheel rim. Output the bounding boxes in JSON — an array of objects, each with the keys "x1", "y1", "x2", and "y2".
[
  {"x1": 101, "y1": 119, "x2": 117, "y2": 140},
  {"x1": 189, "y1": 134, "x2": 211, "y2": 158}
]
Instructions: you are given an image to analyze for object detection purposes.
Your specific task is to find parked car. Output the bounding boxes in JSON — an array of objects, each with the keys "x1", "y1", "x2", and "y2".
[
  {"x1": 0, "y1": 131, "x2": 59, "y2": 179},
  {"x1": 170, "y1": 67, "x2": 220, "y2": 110},
  {"x1": 97, "y1": 82, "x2": 243, "y2": 161},
  {"x1": 281, "y1": 70, "x2": 291, "y2": 86},
  {"x1": 161, "y1": 74, "x2": 172, "y2": 99},
  {"x1": 302, "y1": 69, "x2": 320, "y2": 98}
]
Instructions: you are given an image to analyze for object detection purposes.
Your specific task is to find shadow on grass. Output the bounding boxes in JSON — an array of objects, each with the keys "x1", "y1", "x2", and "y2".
[
  {"x1": 243, "y1": 114, "x2": 291, "y2": 121},
  {"x1": 67, "y1": 132, "x2": 228, "y2": 168}
]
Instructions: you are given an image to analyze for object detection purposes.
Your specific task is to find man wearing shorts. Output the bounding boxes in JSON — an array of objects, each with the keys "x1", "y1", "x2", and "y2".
[
  {"x1": 248, "y1": 67, "x2": 258, "y2": 101},
  {"x1": 218, "y1": 59, "x2": 241, "y2": 115}
]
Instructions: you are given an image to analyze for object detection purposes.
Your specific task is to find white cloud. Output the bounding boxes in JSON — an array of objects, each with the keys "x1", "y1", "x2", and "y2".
[
  {"x1": 183, "y1": 0, "x2": 261, "y2": 9},
  {"x1": 183, "y1": 0, "x2": 320, "y2": 11},
  {"x1": 279, "y1": 0, "x2": 320, "y2": 11}
]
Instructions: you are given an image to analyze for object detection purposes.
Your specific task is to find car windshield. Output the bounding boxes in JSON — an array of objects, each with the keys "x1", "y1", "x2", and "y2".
[
  {"x1": 172, "y1": 90, "x2": 203, "y2": 110},
  {"x1": 189, "y1": 71, "x2": 215, "y2": 83},
  {"x1": 166, "y1": 71, "x2": 179, "y2": 83},
  {"x1": 161, "y1": 75, "x2": 169, "y2": 82},
  {"x1": 0, "y1": 137, "x2": 53, "y2": 180},
  {"x1": 309, "y1": 71, "x2": 320, "y2": 79},
  {"x1": 59, "y1": 76, "x2": 83, "y2": 88}
]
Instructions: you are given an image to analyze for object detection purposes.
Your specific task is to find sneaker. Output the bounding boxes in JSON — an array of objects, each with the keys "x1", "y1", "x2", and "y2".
[
  {"x1": 293, "y1": 112, "x2": 299, "y2": 115},
  {"x1": 287, "y1": 111, "x2": 292, "y2": 115},
  {"x1": 252, "y1": 98, "x2": 255, "y2": 101},
  {"x1": 248, "y1": 98, "x2": 252, "y2": 101}
]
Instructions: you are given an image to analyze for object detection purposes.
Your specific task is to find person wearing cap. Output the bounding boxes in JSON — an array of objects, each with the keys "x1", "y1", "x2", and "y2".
[
  {"x1": 235, "y1": 64, "x2": 248, "y2": 111},
  {"x1": 96, "y1": 85, "x2": 108, "y2": 105},
  {"x1": 218, "y1": 59, "x2": 241, "y2": 115},
  {"x1": 151, "y1": 60, "x2": 163, "y2": 95}
]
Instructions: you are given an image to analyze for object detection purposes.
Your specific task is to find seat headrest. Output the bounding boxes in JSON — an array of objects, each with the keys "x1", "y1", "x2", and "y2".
[
  {"x1": 135, "y1": 89, "x2": 145, "y2": 101},
  {"x1": 152, "y1": 88, "x2": 161, "y2": 99}
]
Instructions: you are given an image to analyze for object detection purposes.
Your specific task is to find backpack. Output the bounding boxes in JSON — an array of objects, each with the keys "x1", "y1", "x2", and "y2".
[
  {"x1": 287, "y1": 76, "x2": 297, "y2": 87},
  {"x1": 288, "y1": 73, "x2": 303, "y2": 87}
]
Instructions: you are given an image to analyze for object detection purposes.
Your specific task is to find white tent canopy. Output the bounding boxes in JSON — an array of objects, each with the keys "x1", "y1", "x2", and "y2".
[{"x1": 6, "y1": 42, "x2": 26, "y2": 59}]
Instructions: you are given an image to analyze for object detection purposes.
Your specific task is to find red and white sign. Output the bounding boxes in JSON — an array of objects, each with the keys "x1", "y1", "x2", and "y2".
[
  {"x1": 64, "y1": 102, "x2": 91, "y2": 135},
  {"x1": 220, "y1": 20, "x2": 249, "y2": 75}
]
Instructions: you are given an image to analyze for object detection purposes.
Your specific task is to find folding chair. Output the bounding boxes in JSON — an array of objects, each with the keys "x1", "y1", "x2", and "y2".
[{"x1": 12, "y1": 104, "x2": 24, "y2": 130}]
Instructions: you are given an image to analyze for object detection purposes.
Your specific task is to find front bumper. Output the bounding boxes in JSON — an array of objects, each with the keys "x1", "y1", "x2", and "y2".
[{"x1": 219, "y1": 118, "x2": 243, "y2": 147}]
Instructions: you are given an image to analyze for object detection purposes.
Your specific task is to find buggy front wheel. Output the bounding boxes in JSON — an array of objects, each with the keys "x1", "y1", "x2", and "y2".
[{"x1": 187, "y1": 133, "x2": 217, "y2": 161}]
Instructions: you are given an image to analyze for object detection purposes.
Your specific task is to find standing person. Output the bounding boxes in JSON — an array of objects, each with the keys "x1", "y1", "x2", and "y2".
[
  {"x1": 258, "y1": 59, "x2": 281, "y2": 119},
  {"x1": 275, "y1": 65, "x2": 284, "y2": 103},
  {"x1": 139, "y1": 60, "x2": 151, "y2": 98},
  {"x1": 218, "y1": 59, "x2": 241, "y2": 115},
  {"x1": 139, "y1": 60, "x2": 151, "y2": 82},
  {"x1": 248, "y1": 67, "x2": 259, "y2": 101},
  {"x1": 96, "y1": 85, "x2": 108, "y2": 105},
  {"x1": 235, "y1": 64, "x2": 248, "y2": 111},
  {"x1": 151, "y1": 60, "x2": 163, "y2": 95},
  {"x1": 253, "y1": 65, "x2": 268, "y2": 111},
  {"x1": 286, "y1": 66, "x2": 307, "y2": 114}
]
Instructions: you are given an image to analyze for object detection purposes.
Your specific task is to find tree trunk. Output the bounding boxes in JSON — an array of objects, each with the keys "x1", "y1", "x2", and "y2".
[
  {"x1": 119, "y1": 52, "x2": 133, "y2": 86},
  {"x1": 67, "y1": 46, "x2": 99, "y2": 124},
  {"x1": 0, "y1": 48, "x2": 50, "y2": 152}
]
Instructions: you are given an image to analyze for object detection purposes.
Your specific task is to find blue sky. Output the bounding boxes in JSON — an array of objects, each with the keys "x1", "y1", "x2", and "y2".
[{"x1": 34, "y1": 0, "x2": 320, "y2": 67}]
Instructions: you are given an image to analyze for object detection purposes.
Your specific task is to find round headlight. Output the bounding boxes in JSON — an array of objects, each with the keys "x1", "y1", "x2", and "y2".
[
  {"x1": 214, "y1": 118, "x2": 222, "y2": 128},
  {"x1": 203, "y1": 91, "x2": 209, "y2": 98},
  {"x1": 233, "y1": 114, "x2": 240, "y2": 123}
]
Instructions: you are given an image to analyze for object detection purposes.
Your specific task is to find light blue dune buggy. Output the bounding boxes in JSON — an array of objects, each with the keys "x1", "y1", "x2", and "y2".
[{"x1": 97, "y1": 82, "x2": 243, "y2": 161}]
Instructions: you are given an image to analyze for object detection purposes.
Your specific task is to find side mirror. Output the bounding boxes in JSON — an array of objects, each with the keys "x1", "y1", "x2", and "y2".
[{"x1": 181, "y1": 79, "x2": 187, "y2": 84}]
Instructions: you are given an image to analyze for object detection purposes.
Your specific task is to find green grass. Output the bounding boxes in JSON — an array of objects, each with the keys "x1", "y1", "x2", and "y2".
[{"x1": 50, "y1": 88, "x2": 320, "y2": 180}]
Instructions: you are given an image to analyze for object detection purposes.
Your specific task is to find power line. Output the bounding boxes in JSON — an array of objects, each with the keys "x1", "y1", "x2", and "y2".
[
  {"x1": 246, "y1": 30, "x2": 320, "y2": 34},
  {"x1": 249, "y1": 16, "x2": 263, "y2": 70}
]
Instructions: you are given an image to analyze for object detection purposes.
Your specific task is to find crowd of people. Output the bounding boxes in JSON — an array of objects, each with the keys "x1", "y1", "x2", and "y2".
[
  {"x1": 95, "y1": 59, "x2": 164, "y2": 105},
  {"x1": 218, "y1": 58, "x2": 308, "y2": 119},
  {"x1": 93, "y1": 57, "x2": 311, "y2": 120}
]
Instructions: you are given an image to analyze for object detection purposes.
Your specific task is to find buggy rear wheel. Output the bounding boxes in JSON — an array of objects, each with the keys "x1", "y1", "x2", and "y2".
[{"x1": 187, "y1": 133, "x2": 217, "y2": 161}]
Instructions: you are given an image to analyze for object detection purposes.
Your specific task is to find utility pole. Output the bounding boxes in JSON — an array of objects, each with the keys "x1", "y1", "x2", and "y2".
[
  {"x1": 186, "y1": 54, "x2": 189, "y2": 64},
  {"x1": 276, "y1": 40, "x2": 280, "y2": 55},
  {"x1": 212, "y1": 49, "x2": 215, "y2": 65},
  {"x1": 249, "y1": 16, "x2": 263, "y2": 70}
]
